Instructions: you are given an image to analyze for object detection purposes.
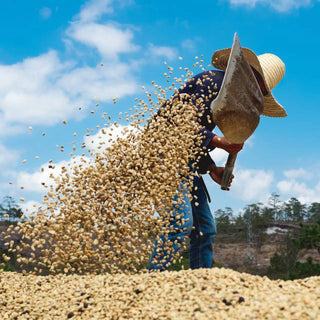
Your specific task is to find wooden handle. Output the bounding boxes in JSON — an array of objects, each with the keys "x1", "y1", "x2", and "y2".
[{"x1": 221, "y1": 153, "x2": 237, "y2": 191}]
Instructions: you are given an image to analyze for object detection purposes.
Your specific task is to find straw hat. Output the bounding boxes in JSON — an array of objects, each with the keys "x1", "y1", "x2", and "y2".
[{"x1": 212, "y1": 48, "x2": 287, "y2": 117}]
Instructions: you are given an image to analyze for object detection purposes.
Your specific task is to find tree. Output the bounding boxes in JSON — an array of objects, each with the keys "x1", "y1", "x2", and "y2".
[
  {"x1": 214, "y1": 207, "x2": 234, "y2": 234},
  {"x1": 243, "y1": 204, "x2": 264, "y2": 263},
  {"x1": 232, "y1": 213, "x2": 247, "y2": 239},
  {"x1": 283, "y1": 198, "x2": 306, "y2": 222},
  {"x1": 268, "y1": 223, "x2": 320, "y2": 280},
  {"x1": 297, "y1": 223, "x2": 320, "y2": 254},
  {"x1": 307, "y1": 202, "x2": 320, "y2": 222},
  {"x1": 267, "y1": 231, "x2": 300, "y2": 279},
  {"x1": 288, "y1": 257, "x2": 320, "y2": 280},
  {"x1": 243, "y1": 203, "x2": 272, "y2": 230},
  {"x1": 268, "y1": 192, "x2": 281, "y2": 220},
  {"x1": 0, "y1": 204, "x2": 5, "y2": 221},
  {"x1": 224, "y1": 207, "x2": 233, "y2": 218},
  {"x1": 1, "y1": 196, "x2": 23, "y2": 222},
  {"x1": 261, "y1": 206, "x2": 275, "y2": 222},
  {"x1": 242, "y1": 203, "x2": 275, "y2": 257}
]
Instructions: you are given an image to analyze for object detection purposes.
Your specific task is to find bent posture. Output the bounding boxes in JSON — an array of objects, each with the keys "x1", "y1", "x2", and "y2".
[{"x1": 149, "y1": 41, "x2": 287, "y2": 271}]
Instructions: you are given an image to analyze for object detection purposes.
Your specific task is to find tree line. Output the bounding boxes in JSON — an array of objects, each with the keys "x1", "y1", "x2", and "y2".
[{"x1": 214, "y1": 193, "x2": 320, "y2": 236}]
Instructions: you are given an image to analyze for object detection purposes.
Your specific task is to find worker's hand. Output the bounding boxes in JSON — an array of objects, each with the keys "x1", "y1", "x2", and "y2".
[
  {"x1": 209, "y1": 166, "x2": 234, "y2": 191},
  {"x1": 210, "y1": 136, "x2": 243, "y2": 155}
]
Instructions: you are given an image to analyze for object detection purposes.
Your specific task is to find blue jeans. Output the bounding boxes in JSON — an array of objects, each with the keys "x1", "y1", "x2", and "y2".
[{"x1": 148, "y1": 176, "x2": 216, "y2": 270}]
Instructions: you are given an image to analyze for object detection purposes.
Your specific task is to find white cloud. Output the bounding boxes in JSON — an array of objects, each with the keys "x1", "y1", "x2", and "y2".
[
  {"x1": 147, "y1": 44, "x2": 178, "y2": 61},
  {"x1": 0, "y1": 144, "x2": 20, "y2": 167},
  {"x1": 58, "y1": 62, "x2": 138, "y2": 101},
  {"x1": 39, "y1": 7, "x2": 52, "y2": 19},
  {"x1": 0, "y1": 51, "x2": 79, "y2": 126},
  {"x1": 209, "y1": 148, "x2": 228, "y2": 166},
  {"x1": 77, "y1": 0, "x2": 114, "y2": 22},
  {"x1": 277, "y1": 166, "x2": 320, "y2": 203},
  {"x1": 0, "y1": 50, "x2": 139, "y2": 129},
  {"x1": 0, "y1": 118, "x2": 25, "y2": 136},
  {"x1": 227, "y1": 0, "x2": 313, "y2": 12},
  {"x1": 277, "y1": 179, "x2": 320, "y2": 203},
  {"x1": 283, "y1": 168, "x2": 312, "y2": 180},
  {"x1": 231, "y1": 168, "x2": 274, "y2": 202},
  {"x1": 67, "y1": 22, "x2": 139, "y2": 58}
]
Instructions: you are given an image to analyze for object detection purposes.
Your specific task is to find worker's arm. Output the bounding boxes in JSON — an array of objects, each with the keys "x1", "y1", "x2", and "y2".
[{"x1": 210, "y1": 135, "x2": 243, "y2": 155}]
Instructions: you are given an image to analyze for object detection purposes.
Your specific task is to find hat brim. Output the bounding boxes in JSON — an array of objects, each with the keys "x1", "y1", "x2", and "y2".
[{"x1": 212, "y1": 47, "x2": 287, "y2": 118}]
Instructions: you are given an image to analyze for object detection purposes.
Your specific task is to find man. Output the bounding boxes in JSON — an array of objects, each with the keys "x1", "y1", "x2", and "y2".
[{"x1": 148, "y1": 41, "x2": 287, "y2": 271}]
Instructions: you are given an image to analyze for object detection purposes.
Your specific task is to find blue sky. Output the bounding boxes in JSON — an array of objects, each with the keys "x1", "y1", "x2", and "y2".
[{"x1": 0, "y1": 0, "x2": 320, "y2": 215}]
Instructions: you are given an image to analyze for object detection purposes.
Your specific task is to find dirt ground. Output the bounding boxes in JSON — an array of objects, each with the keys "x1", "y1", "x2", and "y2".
[{"x1": 214, "y1": 234, "x2": 320, "y2": 275}]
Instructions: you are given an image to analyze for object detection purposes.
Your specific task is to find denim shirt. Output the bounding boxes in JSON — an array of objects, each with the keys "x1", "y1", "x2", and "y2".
[{"x1": 177, "y1": 70, "x2": 224, "y2": 174}]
